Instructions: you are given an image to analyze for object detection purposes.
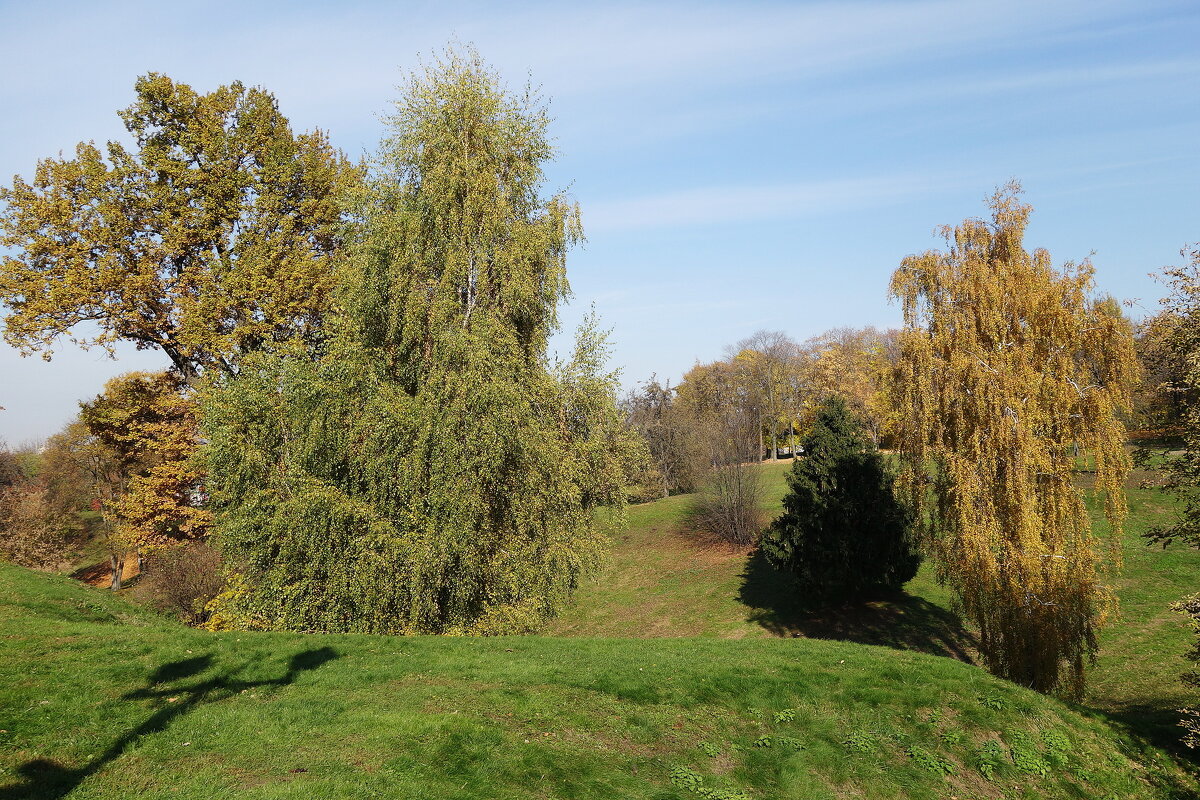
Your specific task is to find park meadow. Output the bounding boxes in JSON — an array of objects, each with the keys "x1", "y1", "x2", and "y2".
[{"x1": 2, "y1": 45, "x2": 1200, "y2": 800}]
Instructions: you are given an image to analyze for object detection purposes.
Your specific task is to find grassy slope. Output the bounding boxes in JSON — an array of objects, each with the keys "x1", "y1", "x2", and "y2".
[
  {"x1": 1088, "y1": 483, "x2": 1200, "y2": 748},
  {"x1": 550, "y1": 462, "x2": 965, "y2": 645},
  {"x1": 552, "y1": 460, "x2": 1200, "y2": 760},
  {"x1": 0, "y1": 564, "x2": 1195, "y2": 799}
]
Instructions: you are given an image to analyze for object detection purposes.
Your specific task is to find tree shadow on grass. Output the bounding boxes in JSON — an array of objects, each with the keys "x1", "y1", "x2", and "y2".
[
  {"x1": 1081, "y1": 703, "x2": 1200, "y2": 798},
  {"x1": 737, "y1": 548, "x2": 979, "y2": 663},
  {"x1": 1096, "y1": 702, "x2": 1200, "y2": 765},
  {"x1": 0, "y1": 646, "x2": 339, "y2": 800}
]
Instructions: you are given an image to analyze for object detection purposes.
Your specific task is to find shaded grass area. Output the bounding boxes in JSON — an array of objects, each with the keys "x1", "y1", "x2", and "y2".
[
  {"x1": 1, "y1": 563, "x2": 1196, "y2": 799},
  {"x1": 552, "y1": 459, "x2": 1200, "y2": 762},
  {"x1": 737, "y1": 550, "x2": 978, "y2": 662}
]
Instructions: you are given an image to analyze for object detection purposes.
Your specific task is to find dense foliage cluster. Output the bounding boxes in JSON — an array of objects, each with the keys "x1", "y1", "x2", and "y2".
[
  {"x1": 803, "y1": 327, "x2": 900, "y2": 447},
  {"x1": 202, "y1": 51, "x2": 641, "y2": 634},
  {"x1": 760, "y1": 396, "x2": 919, "y2": 602},
  {"x1": 1141, "y1": 243, "x2": 1200, "y2": 745},
  {"x1": 621, "y1": 377, "x2": 703, "y2": 500},
  {"x1": 80, "y1": 372, "x2": 209, "y2": 548},
  {"x1": 1131, "y1": 311, "x2": 1193, "y2": 433},
  {"x1": 0, "y1": 444, "x2": 63, "y2": 569},
  {"x1": 0, "y1": 73, "x2": 360, "y2": 377},
  {"x1": 891, "y1": 183, "x2": 1137, "y2": 697}
]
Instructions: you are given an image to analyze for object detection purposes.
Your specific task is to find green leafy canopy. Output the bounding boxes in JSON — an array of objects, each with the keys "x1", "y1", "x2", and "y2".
[{"x1": 202, "y1": 48, "x2": 643, "y2": 635}]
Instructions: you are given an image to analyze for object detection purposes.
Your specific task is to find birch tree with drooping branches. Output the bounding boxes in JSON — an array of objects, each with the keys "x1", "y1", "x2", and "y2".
[
  {"x1": 202, "y1": 48, "x2": 642, "y2": 635},
  {"x1": 890, "y1": 182, "x2": 1137, "y2": 697}
]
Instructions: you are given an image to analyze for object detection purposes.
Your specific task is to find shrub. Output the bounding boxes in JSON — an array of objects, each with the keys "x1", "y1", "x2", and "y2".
[
  {"x1": 759, "y1": 395, "x2": 920, "y2": 601},
  {"x1": 693, "y1": 461, "x2": 763, "y2": 545},
  {"x1": 0, "y1": 485, "x2": 71, "y2": 570},
  {"x1": 141, "y1": 541, "x2": 224, "y2": 624},
  {"x1": 689, "y1": 398, "x2": 764, "y2": 545}
]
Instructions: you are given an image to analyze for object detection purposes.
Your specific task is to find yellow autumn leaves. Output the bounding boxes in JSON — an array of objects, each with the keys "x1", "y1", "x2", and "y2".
[{"x1": 891, "y1": 182, "x2": 1137, "y2": 697}]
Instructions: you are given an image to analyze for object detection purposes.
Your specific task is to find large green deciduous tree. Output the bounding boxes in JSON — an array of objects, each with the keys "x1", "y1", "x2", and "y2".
[
  {"x1": 890, "y1": 183, "x2": 1137, "y2": 697},
  {"x1": 760, "y1": 395, "x2": 919, "y2": 602},
  {"x1": 0, "y1": 73, "x2": 360, "y2": 378},
  {"x1": 203, "y1": 49, "x2": 642, "y2": 635}
]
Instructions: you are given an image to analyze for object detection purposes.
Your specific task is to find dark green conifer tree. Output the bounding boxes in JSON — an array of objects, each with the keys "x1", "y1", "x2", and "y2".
[{"x1": 760, "y1": 395, "x2": 919, "y2": 602}]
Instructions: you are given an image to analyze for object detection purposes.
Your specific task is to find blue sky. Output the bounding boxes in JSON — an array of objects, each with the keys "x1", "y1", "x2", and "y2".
[{"x1": 1, "y1": 0, "x2": 1197, "y2": 443}]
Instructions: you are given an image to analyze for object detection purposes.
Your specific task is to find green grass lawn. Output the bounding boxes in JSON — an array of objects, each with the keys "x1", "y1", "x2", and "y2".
[
  {"x1": 1, "y1": 562, "x2": 1196, "y2": 799},
  {"x1": 2, "y1": 458, "x2": 1199, "y2": 798},
  {"x1": 551, "y1": 460, "x2": 1200, "y2": 758},
  {"x1": 550, "y1": 461, "x2": 967, "y2": 649}
]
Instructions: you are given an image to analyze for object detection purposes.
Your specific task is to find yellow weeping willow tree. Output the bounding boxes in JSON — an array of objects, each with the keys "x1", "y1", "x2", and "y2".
[{"x1": 889, "y1": 182, "x2": 1137, "y2": 697}]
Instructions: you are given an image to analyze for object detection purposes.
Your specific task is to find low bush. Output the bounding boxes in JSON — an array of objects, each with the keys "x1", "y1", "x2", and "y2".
[
  {"x1": 692, "y1": 461, "x2": 763, "y2": 545},
  {"x1": 141, "y1": 541, "x2": 223, "y2": 624}
]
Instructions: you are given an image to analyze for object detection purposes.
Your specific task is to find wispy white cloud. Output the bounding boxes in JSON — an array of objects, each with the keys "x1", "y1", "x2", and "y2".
[
  {"x1": 470, "y1": 0, "x2": 1162, "y2": 97},
  {"x1": 2, "y1": 1, "x2": 1171, "y2": 114},
  {"x1": 582, "y1": 137, "x2": 1198, "y2": 233},
  {"x1": 0, "y1": 0, "x2": 1186, "y2": 166},
  {"x1": 584, "y1": 173, "x2": 967, "y2": 232},
  {"x1": 803, "y1": 58, "x2": 1200, "y2": 124}
]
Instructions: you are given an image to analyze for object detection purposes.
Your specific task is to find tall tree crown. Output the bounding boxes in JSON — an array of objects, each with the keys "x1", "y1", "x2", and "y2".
[
  {"x1": 889, "y1": 182, "x2": 1137, "y2": 697},
  {"x1": 346, "y1": 49, "x2": 578, "y2": 390},
  {"x1": 202, "y1": 49, "x2": 637, "y2": 635},
  {"x1": 0, "y1": 73, "x2": 360, "y2": 376}
]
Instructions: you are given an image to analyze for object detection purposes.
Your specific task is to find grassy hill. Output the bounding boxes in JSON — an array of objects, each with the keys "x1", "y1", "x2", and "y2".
[
  {"x1": 551, "y1": 463, "x2": 1200, "y2": 744},
  {"x1": 1, "y1": 555, "x2": 1198, "y2": 797},
  {"x1": 3, "y1": 458, "x2": 1198, "y2": 798}
]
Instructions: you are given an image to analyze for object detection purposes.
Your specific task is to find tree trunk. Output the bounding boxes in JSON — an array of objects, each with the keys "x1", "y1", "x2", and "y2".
[
  {"x1": 757, "y1": 411, "x2": 764, "y2": 462},
  {"x1": 110, "y1": 553, "x2": 125, "y2": 592},
  {"x1": 770, "y1": 427, "x2": 778, "y2": 461}
]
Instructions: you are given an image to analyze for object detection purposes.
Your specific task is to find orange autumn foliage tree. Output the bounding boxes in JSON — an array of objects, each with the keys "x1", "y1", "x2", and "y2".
[
  {"x1": 80, "y1": 372, "x2": 210, "y2": 587},
  {"x1": 890, "y1": 183, "x2": 1137, "y2": 697}
]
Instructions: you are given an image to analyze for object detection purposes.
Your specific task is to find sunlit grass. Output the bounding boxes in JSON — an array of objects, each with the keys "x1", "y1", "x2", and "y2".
[
  {"x1": 555, "y1": 459, "x2": 1200, "y2": 757},
  {"x1": 1, "y1": 563, "x2": 1195, "y2": 798},
  {"x1": 2, "y1": 455, "x2": 1198, "y2": 798}
]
